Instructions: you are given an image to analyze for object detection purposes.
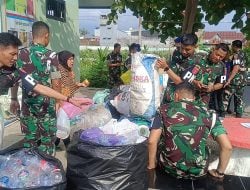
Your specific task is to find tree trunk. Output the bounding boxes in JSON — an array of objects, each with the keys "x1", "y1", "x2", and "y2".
[{"x1": 182, "y1": 0, "x2": 198, "y2": 34}]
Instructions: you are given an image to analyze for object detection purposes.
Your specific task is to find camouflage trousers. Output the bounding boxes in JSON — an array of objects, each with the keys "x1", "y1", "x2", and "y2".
[
  {"x1": 222, "y1": 85, "x2": 245, "y2": 116},
  {"x1": 108, "y1": 72, "x2": 122, "y2": 88},
  {"x1": 21, "y1": 114, "x2": 57, "y2": 155}
]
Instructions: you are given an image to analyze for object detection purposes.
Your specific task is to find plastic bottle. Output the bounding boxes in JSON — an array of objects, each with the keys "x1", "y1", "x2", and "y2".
[
  {"x1": 50, "y1": 169, "x2": 62, "y2": 184},
  {"x1": 18, "y1": 169, "x2": 29, "y2": 181},
  {"x1": 40, "y1": 173, "x2": 51, "y2": 186},
  {"x1": 138, "y1": 125, "x2": 150, "y2": 138},
  {"x1": 0, "y1": 176, "x2": 9, "y2": 188}
]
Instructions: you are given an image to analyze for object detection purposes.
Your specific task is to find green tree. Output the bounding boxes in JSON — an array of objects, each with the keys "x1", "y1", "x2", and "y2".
[{"x1": 107, "y1": 0, "x2": 250, "y2": 42}]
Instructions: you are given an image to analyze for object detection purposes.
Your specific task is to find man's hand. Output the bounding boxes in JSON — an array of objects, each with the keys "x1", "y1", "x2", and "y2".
[
  {"x1": 156, "y1": 58, "x2": 169, "y2": 70},
  {"x1": 223, "y1": 80, "x2": 230, "y2": 88},
  {"x1": 10, "y1": 100, "x2": 20, "y2": 115},
  {"x1": 68, "y1": 97, "x2": 92, "y2": 108},
  {"x1": 193, "y1": 80, "x2": 203, "y2": 89},
  {"x1": 201, "y1": 85, "x2": 214, "y2": 93}
]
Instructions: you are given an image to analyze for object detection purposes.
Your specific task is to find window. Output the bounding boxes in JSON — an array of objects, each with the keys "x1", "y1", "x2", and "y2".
[{"x1": 46, "y1": 0, "x2": 66, "y2": 22}]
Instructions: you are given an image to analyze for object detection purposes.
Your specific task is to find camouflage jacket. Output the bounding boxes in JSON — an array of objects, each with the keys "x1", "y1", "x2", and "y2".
[
  {"x1": 0, "y1": 66, "x2": 19, "y2": 95},
  {"x1": 106, "y1": 51, "x2": 122, "y2": 75},
  {"x1": 158, "y1": 99, "x2": 226, "y2": 179},
  {"x1": 231, "y1": 49, "x2": 247, "y2": 86},
  {"x1": 17, "y1": 44, "x2": 61, "y2": 117},
  {"x1": 0, "y1": 66, "x2": 37, "y2": 96},
  {"x1": 195, "y1": 55, "x2": 226, "y2": 105},
  {"x1": 170, "y1": 51, "x2": 204, "y2": 78}
]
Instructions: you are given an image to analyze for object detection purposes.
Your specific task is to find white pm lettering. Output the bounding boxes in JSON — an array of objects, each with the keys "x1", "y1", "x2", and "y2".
[
  {"x1": 183, "y1": 71, "x2": 195, "y2": 83},
  {"x1": 233, "y1": 59, "x2": 241, "y2": 65},
  {"x1": 220, "y1": 75, "x2": 226, "y2": 83},
  {"x1": 25, "y1": 75, "x2": 36, "y2": 86}
]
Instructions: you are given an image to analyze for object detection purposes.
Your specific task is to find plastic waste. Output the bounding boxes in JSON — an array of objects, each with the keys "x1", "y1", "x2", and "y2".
[
  {"x1": 61, "y1": 98, "x2": 93, "y2": 119},
  {"x1": 92, "y1": 89, "x2": 110, "y2": 104},
  {"x1": 67, "y1": 132, "x2": 148, "y2": 190},
  {"x1": 81, "y1": 104, "x2": 112, "y2": 130},
  {"x1": 130, "y1": 52, "x2": 161, "y2": 120},
  {"x1": 56, "y1": 108, "x2": 71, "y2": 139},
  {"x1": 0, "y1": 149, "x2": 64, "y2": 188},
  {"x1": 80, "y1": 118, "x2": 146, "y2": 146}
]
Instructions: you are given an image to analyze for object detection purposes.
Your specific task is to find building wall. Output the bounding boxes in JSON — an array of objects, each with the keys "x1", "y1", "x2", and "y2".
[
  {"x1": 100, "y1": 23, "x2": 118, "y2": 46},
  {"x1": 0, "y1": 0, "x2": 80, "y2": 80},
  {"x1": 35, "y1": 0, "x2": 80, "y2": 80}
]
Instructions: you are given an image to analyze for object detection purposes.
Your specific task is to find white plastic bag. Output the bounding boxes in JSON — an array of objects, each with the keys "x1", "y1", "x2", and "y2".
[
  {"x1": 130, "y1": 52, "x2": 160, "y2": 120},
  {"x1": 110, "y1": 91, "x2": 130, "y2": 116},
  {"x1": 56, "y1": 108, "x2": 70, "y2": 139},
  {"x1": 100, "y1": 118, "x2": 141, "y2": 144}
]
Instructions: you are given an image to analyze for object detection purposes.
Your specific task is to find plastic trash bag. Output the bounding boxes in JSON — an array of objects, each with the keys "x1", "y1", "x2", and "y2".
[
  {"x1": 0, "y1": 147, "x2": 66, "y2": 190},
  {"x1": 120, "y1": 69, "x2": 132, "y2": 85},
  {"x1": 92, "y1": 89, "x2": 110, "y2": 104},
  {"x1": 130, "y1": 52, "x2": 160, "y2": 120},
  {"x1": 81, "y1": 104, "x2": 112, "y2": 130},
  {"x1": 56, "y1": 108, "x2": 70, "y2": 139},
  {"x1": 110, "y1": 91, "x2": 130, "y2": 116},
  {"x1": 67, "y1": 131, "x2": 148, "y2": 190}
]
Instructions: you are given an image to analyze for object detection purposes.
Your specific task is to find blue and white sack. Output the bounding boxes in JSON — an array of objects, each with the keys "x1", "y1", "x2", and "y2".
[{"x1": 130, "y1": 52, "x2": 160, "y2": 120}]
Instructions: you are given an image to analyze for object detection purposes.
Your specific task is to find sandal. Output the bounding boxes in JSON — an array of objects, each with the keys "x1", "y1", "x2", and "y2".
[{"x1": 208, "y1": 169, "x2": 225, "y2": 179}]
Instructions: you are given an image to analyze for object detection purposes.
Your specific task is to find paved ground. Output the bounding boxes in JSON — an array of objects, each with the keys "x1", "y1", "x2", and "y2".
[{"x1": 1, "y1": 86, "x2": 250, "y2": 171}]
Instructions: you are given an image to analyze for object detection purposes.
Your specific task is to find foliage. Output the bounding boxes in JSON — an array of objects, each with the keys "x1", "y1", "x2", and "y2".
[
  {"x1": 80, "y1": 48, "x2": 109, "y2": 88},
  {"x1": 107, "y1": 0, "x2": 250, "y2": 42}
]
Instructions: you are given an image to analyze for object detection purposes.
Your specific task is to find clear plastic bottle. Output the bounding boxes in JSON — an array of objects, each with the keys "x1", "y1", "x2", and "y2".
[
  {"x1": 0, "y1": 176, "x2": 9, "y2": 188},
  {"x1": 50, "y1": 169, "x2": 62, "y2": 184}
]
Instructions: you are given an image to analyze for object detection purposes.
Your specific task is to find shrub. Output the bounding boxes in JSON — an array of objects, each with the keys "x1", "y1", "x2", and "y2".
[{"x1": 80, "y1": 48, "x2": 110, "y2": 88}]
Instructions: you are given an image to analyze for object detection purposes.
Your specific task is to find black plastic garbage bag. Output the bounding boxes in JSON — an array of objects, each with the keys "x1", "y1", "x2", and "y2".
[
  {"x1": 67, "y1": 131, "x2": 148, "y2": 190},
  {"x1": 0, "y1": 146, "x2": 66, "y2": 190}
]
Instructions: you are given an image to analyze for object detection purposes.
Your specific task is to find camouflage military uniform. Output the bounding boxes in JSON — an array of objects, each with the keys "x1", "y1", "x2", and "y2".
[
  {"x1": 0, "y1": 66, "x2": 37, "y2": 95},
  {"x1": 106, "y1": 51, "x2": 122, "y2": 88},
  {"x1": 222, "y1": 50, "x2": 247, "y2": 117},
  {"x1": 17, "y1": 44, "x2": 61, "y2": 155},
  {"x1": 195, "y1": 56, "x2": 226, "y2": 106},
  {"x1": 152, "y1": 99, "x2": 226, "y2": 179},
  {"x1": 162, "y1": 51, "x2": 203, "y2": 104}
]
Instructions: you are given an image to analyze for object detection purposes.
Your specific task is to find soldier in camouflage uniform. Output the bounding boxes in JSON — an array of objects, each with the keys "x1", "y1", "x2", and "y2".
[
  {"x1": 157, "y1": 43, "x2": 229, "y2": 107},
  {"x1": 162, "y1": 33, "x2": 201, "y2": 104},
  {"x1": 148, "y1": 82, "x2": 232, "y2": 179},
  {"x1": 0, "y1": 33, "x2": 85, "y2": 148},
  {"x1": 17, "y1": 21, "x2": 62, "y2": 155},
  {"x1": 193, "y1": 43, "x2": 229, "y2": 106},
  {"x1": 221, "y1": 40, "x2": 247, "y2": 118},
  {"x1": 106, "y1": 43, "x2": 123, "y2": 88}
]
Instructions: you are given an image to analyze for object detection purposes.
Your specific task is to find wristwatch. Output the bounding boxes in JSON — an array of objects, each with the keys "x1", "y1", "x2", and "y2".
[{"x1": 164, "y1": 66, "x2": 170, "y2": 72}]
